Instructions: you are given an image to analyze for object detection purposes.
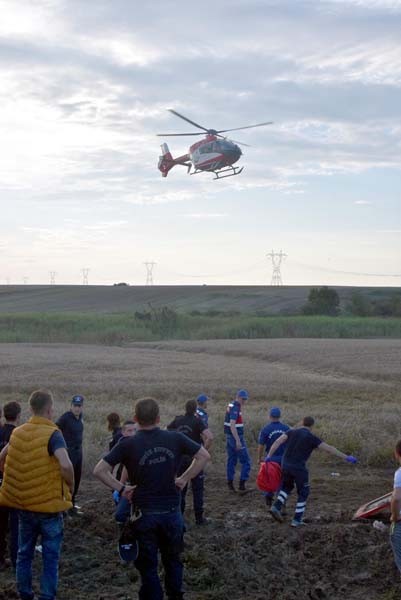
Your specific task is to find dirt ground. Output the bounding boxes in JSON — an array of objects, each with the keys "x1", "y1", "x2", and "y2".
[{"x1": 1, "y1": 339, "x2": 401, "y2": 599}]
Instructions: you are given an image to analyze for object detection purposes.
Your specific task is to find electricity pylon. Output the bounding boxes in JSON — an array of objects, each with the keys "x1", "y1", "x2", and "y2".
[
  {"x1": 81, "y1": 268, "x2": 90, "y2": 285},
  {"x1": 144, "y1": 262, "x2": 156, "y2": 285},
  {"x1": 266, "y1": 250, "x2": 287, "y2": 286}
]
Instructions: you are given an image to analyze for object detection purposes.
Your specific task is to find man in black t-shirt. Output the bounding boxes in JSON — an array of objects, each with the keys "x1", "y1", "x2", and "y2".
[
  {"x1": 167, "y1": 399, "x2": 213, "y2": 525},
  {"x1": 268, "y1": 416, "x2": 357, "y2": 527},
  {"x1": 0, "y1": 401, "x2": 21, "y2": 569},
  {"x1": 94, "y1": 397, "x2": 210, "y2": 600}
]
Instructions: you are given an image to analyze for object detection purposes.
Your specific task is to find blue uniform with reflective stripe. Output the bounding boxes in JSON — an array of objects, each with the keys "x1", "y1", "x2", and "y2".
[{"x1": 224, "y1": 400, "x2": 244, "y2": 435}]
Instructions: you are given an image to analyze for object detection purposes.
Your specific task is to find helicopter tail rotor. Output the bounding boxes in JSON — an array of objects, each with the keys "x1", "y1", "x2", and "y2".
[{"x1": 158, "y1": 143, "x2": 191, "y2": 177}]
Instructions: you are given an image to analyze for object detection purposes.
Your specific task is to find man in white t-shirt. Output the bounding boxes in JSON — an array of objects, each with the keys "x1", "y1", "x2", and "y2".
[{"x1": 390, "y1": 439, "x2": 401, "y2": 573}]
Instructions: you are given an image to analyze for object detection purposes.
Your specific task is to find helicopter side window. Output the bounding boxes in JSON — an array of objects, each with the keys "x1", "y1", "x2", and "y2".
[{"x1": 199, "y1": 143, "x2": 213, "y2": 154}]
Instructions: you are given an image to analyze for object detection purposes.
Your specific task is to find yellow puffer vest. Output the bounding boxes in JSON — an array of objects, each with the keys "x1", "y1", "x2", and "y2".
[{"x1": 0, "y1": 416, "x2": 72, "y2": 512}]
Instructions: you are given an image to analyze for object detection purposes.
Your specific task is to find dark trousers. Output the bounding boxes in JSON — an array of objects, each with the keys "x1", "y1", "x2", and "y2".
[
  {"x1": 178, "y1": 456, "x2": 204, "y2": 519},
  {"x1": 67, "y1": 449, "x2": 82, "y2": 505},
  {"x1": 273, "y1": 465, "x2": 310, "y2": 522},
  {"x1": 0, "y1": 505, "x2": 18, "y2": 566},
  {"x1": 134, "y1": 509, "x2": 184, "y2": 600},
  {"x1": 180, "y1": 472, "x2": 204, "y2": 519}
]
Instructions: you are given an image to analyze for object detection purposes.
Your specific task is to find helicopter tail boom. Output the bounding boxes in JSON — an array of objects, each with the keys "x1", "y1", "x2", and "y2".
[{"x1": 158, "y1": 143, "x2": 191, "y2": 177}]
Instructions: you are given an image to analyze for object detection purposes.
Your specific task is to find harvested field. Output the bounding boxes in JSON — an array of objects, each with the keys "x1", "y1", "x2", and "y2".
[
  {"x1": 1, "y1": 338, "x2": 401, "y2": 599},
  {"x1": 0, "y1": 284, "x2": 399, "y2": 314}
]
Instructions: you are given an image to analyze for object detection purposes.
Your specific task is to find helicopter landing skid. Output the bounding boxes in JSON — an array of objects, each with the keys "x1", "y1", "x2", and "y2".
[{"x1": 212, "y1": 166, "x2": 243, "y2": 180}]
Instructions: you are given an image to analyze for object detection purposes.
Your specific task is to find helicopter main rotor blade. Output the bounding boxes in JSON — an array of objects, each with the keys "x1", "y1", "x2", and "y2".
[
  {"x1": 168, "y1": 109, "x2": 210, "y2": 133},
  {"x1": 217, "y1": 121, "x2": 273, "y2": 134},
  {"x1": 216, "y1": 134, "x2": 251, "y2": 147},
  {"x1": 156, "y1": 132, "x2": 204, "y2": 137}
]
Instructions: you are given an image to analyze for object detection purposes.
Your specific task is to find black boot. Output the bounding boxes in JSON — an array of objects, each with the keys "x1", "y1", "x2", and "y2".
[
  {"x1": 227, "y1": 480, "x2": 236, "y2": 492},
  {"x1": 195, "y1": 513, "x2": 208, "y2": 525},
  {"x1": 264, "y1": 495, "x2": 272, "y2": 508},
  {"x1": 239, "y1": 480, "x2": 246, "y2": 491}
]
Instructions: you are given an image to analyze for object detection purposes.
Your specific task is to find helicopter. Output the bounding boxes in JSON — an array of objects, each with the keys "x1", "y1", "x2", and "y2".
[{"x1": 157, "y1": 109, "x2": 273, "y2": 180}]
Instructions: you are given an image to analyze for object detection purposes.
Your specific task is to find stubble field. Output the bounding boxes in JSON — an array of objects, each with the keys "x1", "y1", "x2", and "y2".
[{"x1": 1, "y1": 338, "x2": 401, "y2": 599}]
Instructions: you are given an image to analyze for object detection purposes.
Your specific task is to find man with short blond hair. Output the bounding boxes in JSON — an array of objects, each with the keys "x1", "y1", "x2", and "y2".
[{"x1": 0, "y1": 389, "x2": 74, "y2": 600}]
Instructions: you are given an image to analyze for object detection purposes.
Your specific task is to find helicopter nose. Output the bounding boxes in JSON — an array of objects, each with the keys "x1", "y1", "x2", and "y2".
[{"x1": 227, "y1": 145, "x2": 242, "y2": 164}]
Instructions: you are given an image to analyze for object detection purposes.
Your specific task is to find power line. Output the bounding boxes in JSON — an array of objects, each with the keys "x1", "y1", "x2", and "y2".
[
  {"x1": 144, "y1": 261, "x2": 156, "y2": 285},
  {"x1": 291, "y1": 260, "x2": 401, "y2": 278},
  {"x1": 266, "y1": 249, "x2": 287, "y2": 286}
]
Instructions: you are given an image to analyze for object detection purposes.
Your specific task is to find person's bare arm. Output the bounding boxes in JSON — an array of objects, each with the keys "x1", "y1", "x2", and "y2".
[
  {"x1": 119, "y1": 466, "x2": 129, "y2": 485},
  {"x1": 317, "y1": 442, "x2": 347, "y2": 460},
  {"x1": 201, "y1": 428, "x2": 213, "y2": 450},
  {"x1": 229, "y1": 420, "x2": 242, "y2": 449},
  {"x1": 391, "y1": 488, "x2": 401, "y2": 522},
  {"x1": 267, "y1": 433, "x2": 288, "y2": 459},
  {"x1": 93, "y1": 459, "x2": 135, "y2": 500},
  {"x1": 0, "y1": 444, "x2": 9, "y2": 472},
  {"x1": 54, "y1": 448, "x2": 75, "y2": 494},
  {"x1": 175, "y1": 447, "x2": 210, "y2": 490}
]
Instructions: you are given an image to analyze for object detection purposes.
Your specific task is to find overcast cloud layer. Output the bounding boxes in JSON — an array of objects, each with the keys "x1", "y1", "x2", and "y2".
[{"x1": 0, "y1": 0, "x2": 400, "y2": 285}]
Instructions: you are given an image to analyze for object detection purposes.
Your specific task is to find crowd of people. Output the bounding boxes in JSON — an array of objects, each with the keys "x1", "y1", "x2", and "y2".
[{"x1": 0, "y1": 388, "x2": 399, "y2": 599}]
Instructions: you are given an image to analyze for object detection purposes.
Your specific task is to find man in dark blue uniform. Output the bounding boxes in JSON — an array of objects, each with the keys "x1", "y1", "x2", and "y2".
[
  {"x1": 56, "y1": 394, "x2": 84, "y2": 513},
  {"x1": 224, "y1": 389, "x2": 251, "y2": 492},
  {"x1": 94, "y1": 397, "x2": 210, "y2": 600},
  {"x1": 257, "y1": 407, "x2": 290, "y2": 507},
  {"x1": 167, "y1": 400, "x2": 213, "y2": 525},
  {"x1": 195, "y1": 394, "x2": 209, "y2": 427},
  {"x1": 268, "y1": 416, "x2": 357, "y2": 527},
  {"x1": 0, "y1": 401, "x2": 21, "y2": 569}
]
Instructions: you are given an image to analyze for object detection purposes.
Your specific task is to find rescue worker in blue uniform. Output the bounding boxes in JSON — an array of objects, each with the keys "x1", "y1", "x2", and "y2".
[
  {"x1": 224, "y1": 389, "x2": 251, "y2": 492},
  {"x1": 56, "y1": 394, "x2": 84, "y2": 513},
  {"x1": 94, "y1": 397, "x2": 210, "y2": 600},
  {"x1": 168, "y1": 400, "x2": 213, "y2": 525},
  {"x1": 257, "y1": 407, "x2": 290, "y2": 507},
  {"x1": 268, "y1": 416, "x2": 357, "y2": 527},
  {"x1": 0, "y1": 401, "x2": 21, "y2": 569},
  {"x1": 196, "y1": 394, "x2": 209, "y2": 427}
]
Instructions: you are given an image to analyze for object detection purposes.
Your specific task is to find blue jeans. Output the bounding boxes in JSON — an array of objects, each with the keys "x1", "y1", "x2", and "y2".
[
  {"x1": 226, "y1": 434, "x2": 251, "y2": 481},
  {"x1": 134, "y1": 509, "x2": 184, "y2": 600},
  {"x1": 390, "y1": 521, "x2": 401, "y2": 574},
  {"x1": 17, "y1": 511, "x2": 63, "y2": 600}
]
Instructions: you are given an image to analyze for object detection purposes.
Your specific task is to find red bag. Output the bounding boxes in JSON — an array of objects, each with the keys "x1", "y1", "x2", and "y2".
[{"x1": 256, "y1": 461, "x2": 282, "y2": 493}]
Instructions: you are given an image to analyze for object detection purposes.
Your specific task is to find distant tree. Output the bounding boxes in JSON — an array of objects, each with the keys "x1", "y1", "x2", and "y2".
[
  {"x1": 371, "y1": 295, "x2": 401, "y2": 317},
  {"x1": 349, "y1": 292, "x2": 372, "y2": 317},
  {"x1": 302, "y1": 286, "x2": 340, "y2": 316}
]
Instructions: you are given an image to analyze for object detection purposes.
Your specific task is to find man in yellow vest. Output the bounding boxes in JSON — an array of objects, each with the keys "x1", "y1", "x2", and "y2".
[{"x1": 0, "y1": 389, "x2": 74, "y2": 600}]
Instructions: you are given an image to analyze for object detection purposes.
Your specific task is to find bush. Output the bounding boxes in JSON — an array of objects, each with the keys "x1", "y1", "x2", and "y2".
[{"x1": 302, "y1": 287, "x2": 340, "y2": 316}]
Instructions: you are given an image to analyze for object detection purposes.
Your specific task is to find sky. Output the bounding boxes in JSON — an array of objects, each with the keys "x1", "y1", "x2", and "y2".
[{"x1": 0, "y1": 0, "x2": 400, "y2": 286}]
